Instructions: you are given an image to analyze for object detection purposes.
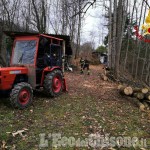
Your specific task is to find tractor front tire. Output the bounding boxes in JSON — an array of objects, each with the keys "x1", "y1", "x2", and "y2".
[
  {"x1": 10, "y1": 82, "x2": 33, "y2": 109},
  {"x1": 43, "y1": 70, "x2": 63, "y2": 97}
]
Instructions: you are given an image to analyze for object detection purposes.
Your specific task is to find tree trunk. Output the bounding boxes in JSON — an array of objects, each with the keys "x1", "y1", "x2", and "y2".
[
  {"x1": 108, "y1": 0, "x2": 112, "y2": 68},
  {"x1": 111, "y1": 0, "x2": 117, "y2": 70},
  {"x1": 75, "y1": 0, "x2": 82, "y2": 59}
]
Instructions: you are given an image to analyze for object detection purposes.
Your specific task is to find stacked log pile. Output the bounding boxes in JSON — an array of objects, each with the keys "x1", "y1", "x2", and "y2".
[
  {"x1": 100, "y1": 65, "x2": 150, "y2": 111},
  {"x1": 118, "y1": 85, "x2": 150, "y2": 111},
  {"x1": 100, "y1": 73, "x2": 108, "y2": 81},
  {"x1": 100, "y1": 66, "x2": 116, "y2": 81}
]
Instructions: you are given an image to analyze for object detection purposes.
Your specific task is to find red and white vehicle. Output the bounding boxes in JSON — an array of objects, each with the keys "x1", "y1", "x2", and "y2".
[{"x1": 0, "y1": 32, "x2": 67, "y2": 109}]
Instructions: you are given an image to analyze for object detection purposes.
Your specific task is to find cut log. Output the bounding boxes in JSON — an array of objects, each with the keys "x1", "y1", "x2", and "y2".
[
  {"x1": 133, "y1": 87, "x2": 149, "y2": 94},
  {"x1": 146, "y1": 100, "x2": 150, "y2": 104},
  {"x1": 119, "y1": 85, "x2": 133, "y2": 96},
  {"x1": 119, "y1": 85, "x2": 127, "y2": 94},
  {"x1": 146, "y1": 101, "x2": 150, "y2": 108},
  {"x1": 143, "y1": 102, "x2": 149, "y2": 110},
  {"x1": 103, "y1": 75, "x2": 108, "y2": 81},
  {"x1": 132, "y1": 98, "x2": 145, "y2": 111},
  {"x1": 133, "y1": 92, "x2": 145, "y2": 100},
  {"x1": 137, "y1": 93, "x2": 144, "y2": 100},
  {"x1": 136, "y1": 93, "x2": 145, "y2": 100},
  {"x1": 100, "y1": 73, "x2": 108, "y2": 81},
  {"x1": 140, "y1": 104, "x2": 146, "y2": 111},
  {"x1": 141, "y1": 88, "x2": 149, "y2": 94},
  {"x1": 106, "y1": 70, "x2": 110, "y2": 76},
  {"x1": 133, "y1": 88, "x2": 141, "y2": 93},
  {"x1": 118, "y1": 85, "x2": 124, "y2": 90},
  {"x1": 124, "y1": 86, "x2": 133, "y2": 96},
  {"x1": 145, "y1": 92, "x2": 150, "y2": 101}
]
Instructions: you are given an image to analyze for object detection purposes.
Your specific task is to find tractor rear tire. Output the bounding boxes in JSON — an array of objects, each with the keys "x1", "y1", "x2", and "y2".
[
  {"x1": 10, "y1": 82, "x2": 33, "y2": 109},
  {"x1": 43, "y1": 69, "x2": 63, "y2": 97}
]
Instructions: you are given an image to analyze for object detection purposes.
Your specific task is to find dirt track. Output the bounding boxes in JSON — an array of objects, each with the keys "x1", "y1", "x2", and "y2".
[{"x1": 0, "y1": 65, "x2": 150, "y2": 149}]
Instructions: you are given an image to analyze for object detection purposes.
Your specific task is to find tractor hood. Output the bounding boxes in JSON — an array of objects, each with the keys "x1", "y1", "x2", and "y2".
[
  {"x1": 0, "y1": 67, "x2": 28, "y2": 90},
  {"x1": 0, "y1": 67, "x2": 28, "y2": 74}
]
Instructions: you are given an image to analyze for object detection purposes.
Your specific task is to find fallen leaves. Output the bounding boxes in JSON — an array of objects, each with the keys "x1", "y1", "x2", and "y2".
[
  {"x1": 6, "y1": 128, "x2": 28, "y2": 142},
  {"x1": 0, "y1": 65, "x2": 149, "y2": 149},
  {"x1": 0, "y1": 141, "x2": 16, "y2": 150},
  {"x1": 1, "y1": 140, "x2": 7, "y2": 149}
]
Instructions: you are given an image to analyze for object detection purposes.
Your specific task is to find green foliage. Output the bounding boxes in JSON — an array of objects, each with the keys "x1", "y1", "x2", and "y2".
[{"x1": 96, "y1": 45, "x2": 107, "y2": 53}]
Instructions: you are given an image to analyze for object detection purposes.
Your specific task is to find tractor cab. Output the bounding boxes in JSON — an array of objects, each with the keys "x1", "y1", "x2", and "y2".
[
  {"x1": 36, "y1": 36, "x2": 63, "y2": 85},
  {"x1": 0, "y1": 32, "x2": 68, "y2": 109}
]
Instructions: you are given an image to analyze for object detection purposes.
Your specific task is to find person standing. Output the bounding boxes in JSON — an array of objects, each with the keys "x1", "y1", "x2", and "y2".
[
  {"x1": 83, "y1": 57, "x2": 90, "y2": 75},
  {"x1": 80, "y1": 57, "x2": 85, "y2": 74}
]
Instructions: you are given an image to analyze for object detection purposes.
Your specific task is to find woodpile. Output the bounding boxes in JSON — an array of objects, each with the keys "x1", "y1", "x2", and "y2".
[
  {"x1": 118, "y1": 85, "x2": 150, "y2": 111},
  {"x1": 100, "y1": 66, "x2": 116, "y2": 81},
  {"x1": 118, "y1": 85, "x2": 133, "y2": 96},
  {"x1": 100, "y1": 66, "x2": 110, "y2": 81},
  {"x1": 100, "y1": 73, "x2": 108, "y2": 81}
]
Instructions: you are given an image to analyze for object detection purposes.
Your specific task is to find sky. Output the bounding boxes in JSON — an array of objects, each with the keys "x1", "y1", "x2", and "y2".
[{"x1": 81, "y1": 4, "x2": 108, "y2": 49}]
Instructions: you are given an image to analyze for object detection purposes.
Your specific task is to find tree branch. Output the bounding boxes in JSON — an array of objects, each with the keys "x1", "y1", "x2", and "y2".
[{"x1": 71, "y1": 0, "x2": 96, "y2": 18}]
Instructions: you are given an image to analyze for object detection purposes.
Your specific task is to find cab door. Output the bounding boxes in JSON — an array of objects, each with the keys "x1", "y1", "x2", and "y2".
[{"x1": 50, "y1": 44, "x2": 62, "y2": 67}]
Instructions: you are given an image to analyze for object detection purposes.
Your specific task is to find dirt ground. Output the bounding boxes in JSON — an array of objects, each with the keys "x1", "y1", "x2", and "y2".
[{"x1": 0, "y1": 65, "x2": 150, "y2": 150}]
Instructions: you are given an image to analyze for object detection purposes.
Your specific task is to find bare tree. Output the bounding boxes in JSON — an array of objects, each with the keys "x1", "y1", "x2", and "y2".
[
  {"x1": 115, "y1": 0, "x2": 128, "y2": 77},
  {"x1": 1, "y1": 0, "x2": 20, "y2": 30},
  {"x1": 31, "y1": 0, "x2": 47, "y2": 33},
  {"x1": 0, "y1": 0, "x2": 21, "y2": 66}
]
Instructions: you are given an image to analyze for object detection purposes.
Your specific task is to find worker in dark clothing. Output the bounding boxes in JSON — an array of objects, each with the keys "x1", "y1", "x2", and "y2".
[
  {"x1": 80, "y1": 57, "x2": 90, "y2": 75},
  {"x1": 83, "y1": 57, "x2": 90, "y2": 75},
  {"x1": 80, "y1": 57, "x2": 85, "y2": 74}
]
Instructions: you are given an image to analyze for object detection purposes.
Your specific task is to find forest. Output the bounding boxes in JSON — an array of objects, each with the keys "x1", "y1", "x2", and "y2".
[
  {"x1": 0, "y1": 0, "x2": 150, "y2": 149},
  {"x1": 0, "y1": 0, "x2": 150, "y2": 85}
]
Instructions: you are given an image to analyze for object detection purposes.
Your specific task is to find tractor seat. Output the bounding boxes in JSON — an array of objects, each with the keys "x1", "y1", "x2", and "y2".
[
  {"x1": 36, "y1": 58, "x2": 45, "y2": 84},
  {"x1": 37, "y1": 57, "x2": 45, "y2": 69}
]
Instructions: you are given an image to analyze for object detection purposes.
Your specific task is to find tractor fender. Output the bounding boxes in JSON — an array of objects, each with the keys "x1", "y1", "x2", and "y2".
[
  {"x1": 13, "y1": 74, "x2": 28, "y2": 86},
  {"x1": 40, "y1": 67, "x2": 62, "y2": 86}
]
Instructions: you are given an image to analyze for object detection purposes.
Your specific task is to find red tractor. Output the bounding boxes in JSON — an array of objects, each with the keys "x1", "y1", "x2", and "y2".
[{"x1": 0, "y1": 32, "x2": 68, "y2": 109}]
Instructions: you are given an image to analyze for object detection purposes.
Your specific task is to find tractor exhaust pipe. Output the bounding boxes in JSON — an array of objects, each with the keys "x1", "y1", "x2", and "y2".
[{"x1": 62, "y1": 40, "x2": 66, "y2": 73}]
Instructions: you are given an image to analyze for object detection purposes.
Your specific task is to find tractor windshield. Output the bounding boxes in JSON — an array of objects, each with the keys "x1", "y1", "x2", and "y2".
[{"x1": 12, "y1": 40, "x2": 37, "y2": 65}]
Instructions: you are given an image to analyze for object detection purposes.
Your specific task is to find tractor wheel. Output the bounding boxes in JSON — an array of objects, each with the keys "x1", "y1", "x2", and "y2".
[
  {"x1": 43, "y1": 69, "x2": 63, "y2": 97},
  {"x1": 10, "y1": 82, "x2": 33, "y2": 109}
]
